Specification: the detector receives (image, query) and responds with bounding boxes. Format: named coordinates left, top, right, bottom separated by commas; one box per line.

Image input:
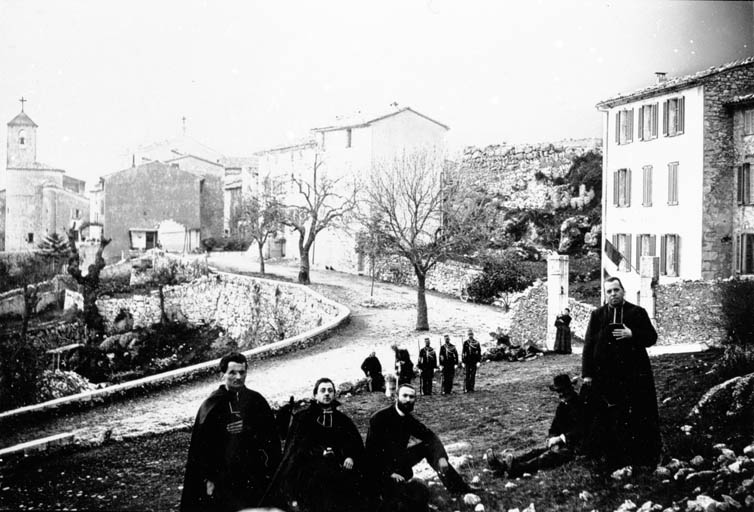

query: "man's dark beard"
left=396, top=400, right=414, bottom=414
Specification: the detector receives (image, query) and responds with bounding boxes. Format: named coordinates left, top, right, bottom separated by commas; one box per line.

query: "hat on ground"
left=549, top=373, right=574, bottom=392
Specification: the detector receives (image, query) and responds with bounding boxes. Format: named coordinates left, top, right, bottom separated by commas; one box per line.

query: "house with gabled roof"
left=596, top=56, right=754, bottom=293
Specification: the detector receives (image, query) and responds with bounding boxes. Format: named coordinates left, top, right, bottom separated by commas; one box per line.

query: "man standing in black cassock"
left=180, top=352, right=281, bottom=512
left=262, top=377, right=366, bottom=512
left=462, top=329, right=482, bottom=392
left=361, top=351, right=385, bottom=392
left=417, top=337, right=437, bottom=395
left=365, top=384, right=470, bottom=511
left=582, top=277, right=662, bottom=468
left=439, top=334, right=458, bottom=394
left=391, top=344, right=414, bottom=385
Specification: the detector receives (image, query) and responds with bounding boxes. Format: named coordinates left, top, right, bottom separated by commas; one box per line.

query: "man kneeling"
left=487, top=374, right=583, bottom=478
left=366, top=384, right=470, bottom=511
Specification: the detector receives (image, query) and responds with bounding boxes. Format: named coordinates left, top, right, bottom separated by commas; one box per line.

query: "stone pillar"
left=639, top=256, right=659, bottom=321
left=547, top=254, right=569, bottom=350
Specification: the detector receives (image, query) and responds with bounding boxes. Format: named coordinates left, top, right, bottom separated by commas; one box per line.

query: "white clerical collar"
left=394, top=403, right=406, bottom=417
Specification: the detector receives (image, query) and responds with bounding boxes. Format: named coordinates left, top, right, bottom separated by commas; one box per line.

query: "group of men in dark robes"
left=486, top=277, right=663, bottom=477
left=181, top=353, right=469, bottom=512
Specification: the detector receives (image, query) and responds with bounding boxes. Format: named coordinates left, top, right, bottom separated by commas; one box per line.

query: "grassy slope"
left=0, top=349, right=733, bottom=512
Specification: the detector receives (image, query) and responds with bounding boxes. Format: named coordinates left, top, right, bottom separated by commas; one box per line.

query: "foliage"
left=464, top=253, right=536, bottom=309
left=714, top=344, right=754, bottom=380
left=230, top=186, right=284, bottom=273
left=282, top=153, right=358, bottom=284
left=362, top=149, right=495, bottom=329
left=200, top=236, right=251, bottom=252
left=0, top=330, right=52, bottom=411
left=716, top=278, right=754, bottom=347
left=565, top=150, right=602, bottom=201
left=37, top=232, right=71, bottom=273
left=36, top=369, right=93, bottom=402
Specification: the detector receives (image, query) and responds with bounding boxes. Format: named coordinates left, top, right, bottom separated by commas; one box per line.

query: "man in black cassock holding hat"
left=581, top=276, right=662, bottom=468
left=180, top=352, right=281, bottom=512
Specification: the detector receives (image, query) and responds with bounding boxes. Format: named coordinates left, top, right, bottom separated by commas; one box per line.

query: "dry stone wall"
left=373, top=257, right=482, bottom=297
left=458, top=138, right=602, bottom=210
left=94, top=273, right=340, bottom=341
left=654, top=280, right=726, bottom=345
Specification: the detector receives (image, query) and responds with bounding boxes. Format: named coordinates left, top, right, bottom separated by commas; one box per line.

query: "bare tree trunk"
left=298, top=247, right=311, bottom=285
left=415, top=270, right=429, bottom=331
left=21, top=284, right=40, bottom=340
left=68, top=229, right=111, bottom=336
left=257, top=242, right=266, bottom=274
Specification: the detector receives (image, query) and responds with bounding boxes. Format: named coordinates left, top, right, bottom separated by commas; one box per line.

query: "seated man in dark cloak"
left=180, top=352, right=281, bottom=512
left=262, top=377, right=366, bottom=512
left=486, top=374, right=584, bottom=478
left=365, top=383, right=470, bottom=512
left=361, top=351, right=385, bottom=392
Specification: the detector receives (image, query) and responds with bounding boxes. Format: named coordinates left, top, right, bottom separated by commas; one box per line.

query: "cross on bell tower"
left=19, top=96, right=27, bottom=112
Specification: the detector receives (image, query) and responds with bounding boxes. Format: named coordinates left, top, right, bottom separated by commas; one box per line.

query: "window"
left=346, top=128, right=352, bottom=148
left=26, top=232, right=34, bottom=243
left=72, top=208, right=81, bottom=220
left=612, top=233, right=632, bottom=272
left=612, top=168, right=631, bottom=207
left=642, top=165, right=653, bottom=206
left=635, top=234, right=657, bottom=272
left=638, top=103, right=658, bottom=140
left=668, top=162, right=679, bottom=205
left=744, top=109, right=754, bottom=136
left=737, top=233, right=754, bottom=274
left=737, top=163, right=753, bottom=205
left=660, top=234, right=680, bottom=276
left=663, top=97, right=685, bottom=136
left=615, top=109, right=634, bottom=144
left=18, top=129, right=26, bottom=146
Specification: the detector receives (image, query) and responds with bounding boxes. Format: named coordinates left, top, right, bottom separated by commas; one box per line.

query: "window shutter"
left=626, top=234, right=632, bottom=271
left=736, top=234, right=742, bottom=273
left=636, top=235, right=643, bottom=271
left=662, top=100, right=669, bottom=136
left=638, top=108, right=644, bottom=140
left=650, top=235, right=657, bottom=256
left=627, top=168, right=632, bottom=206
left=745, top=163, right=752, bottom=205
left=660, top=235, right=667, bottom=275
left=628, top=109, right=634, bottom=143
left=652, top=103, right=659, bottom=138
left=674, top=235, right=680, bottom=276
left=738, top=166, right=744, bottom=204
left=615, top=112, right=620, bottom=143
left=613, top=170, right=619, bottom=206
left=678, top=97, right=685, bottom=134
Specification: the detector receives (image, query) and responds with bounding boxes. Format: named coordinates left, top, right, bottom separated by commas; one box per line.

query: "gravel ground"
left=0, top=254, right=510, bottom=449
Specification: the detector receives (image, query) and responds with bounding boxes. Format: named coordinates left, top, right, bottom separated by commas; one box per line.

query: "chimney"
left=655, top=72, right=667, bottom=84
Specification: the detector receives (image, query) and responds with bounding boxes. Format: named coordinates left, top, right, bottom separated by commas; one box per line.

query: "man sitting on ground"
left=366, top=384, right=470, bottom=511
left=486, top=374, right=583, bottom=478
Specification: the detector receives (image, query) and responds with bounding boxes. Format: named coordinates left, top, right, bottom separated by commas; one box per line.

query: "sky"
left=0, top=0, right=752, bottom=189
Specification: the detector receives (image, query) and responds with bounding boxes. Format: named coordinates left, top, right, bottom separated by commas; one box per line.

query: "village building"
left=221, top=156, right=258, bottom=235
left=253, top=105, right=448, bottom=272
left=97, top=134, right=228, bottom=261
left=596, top=56, right=754, bottom=293
left=1, top=100, right=89, bottom=252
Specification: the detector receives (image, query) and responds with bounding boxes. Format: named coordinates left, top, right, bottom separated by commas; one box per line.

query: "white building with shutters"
left=596, top=56, right=754, bottom=294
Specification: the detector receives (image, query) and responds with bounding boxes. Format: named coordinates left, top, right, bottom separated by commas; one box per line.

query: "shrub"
left=533, top=170, right=546, bottom=181
left=716, top=278, right=754, bottom=347
left=714, top=344, right=754, bottom=380
left=464, top=254, right=536, bottom=309
left=223, top=237, right=251, bottom=251
left=36, top=369, right=93, bottom=402
left=0, top=331, right=50, bottom=411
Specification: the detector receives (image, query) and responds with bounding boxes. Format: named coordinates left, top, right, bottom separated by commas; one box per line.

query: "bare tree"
left=282, top=153, right=358, bottom=284
left=67, top=229, right=111, bottom=335
left=232, top=181, right=284, bottom=274
left=363, top=149, right=493, bottom=330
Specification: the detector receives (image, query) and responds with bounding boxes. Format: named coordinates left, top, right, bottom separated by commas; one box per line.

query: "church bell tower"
left=7, top=97, right=38, bottom=169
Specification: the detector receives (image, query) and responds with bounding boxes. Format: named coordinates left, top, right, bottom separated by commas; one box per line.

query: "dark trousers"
left=507, top=446, right=574, bottom=478
left=441, top=369, right=454, bottom=394
left=420, top=370, right=434, bottom=395
left=397, top=441, right=469, bottom=495
left=464, top=364, right=477, bottom=392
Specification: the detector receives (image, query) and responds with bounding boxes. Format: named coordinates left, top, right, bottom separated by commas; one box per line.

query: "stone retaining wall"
left=654, top=280, right=726, bottom=345
left=373, top=257, right=482, bottom=297
left=0, top=272, right=350, bottom=423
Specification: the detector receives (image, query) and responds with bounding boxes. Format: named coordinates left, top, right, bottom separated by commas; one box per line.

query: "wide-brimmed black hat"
left=549, top=373, right=574, bottom=392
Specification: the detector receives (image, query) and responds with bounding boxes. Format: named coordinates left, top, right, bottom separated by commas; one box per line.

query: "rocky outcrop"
left=690, top=372, right=754, bottom=426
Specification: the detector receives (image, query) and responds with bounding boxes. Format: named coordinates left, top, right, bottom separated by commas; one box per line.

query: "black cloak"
left=180, top=385, right=281, bottom=512
left=262, top=400, right=367, bottom=512
left=582, top=300, right=661, bottom=466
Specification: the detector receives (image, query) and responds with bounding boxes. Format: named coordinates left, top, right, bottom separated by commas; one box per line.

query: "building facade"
left=596, top=57, right=754, bottom=293
left=254, top=105, right=449, bottom=272
left=2, top=105, right=89, bottom=252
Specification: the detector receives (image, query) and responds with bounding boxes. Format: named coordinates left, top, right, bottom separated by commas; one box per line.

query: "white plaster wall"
left=602, top=85, right=705, bottom=287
